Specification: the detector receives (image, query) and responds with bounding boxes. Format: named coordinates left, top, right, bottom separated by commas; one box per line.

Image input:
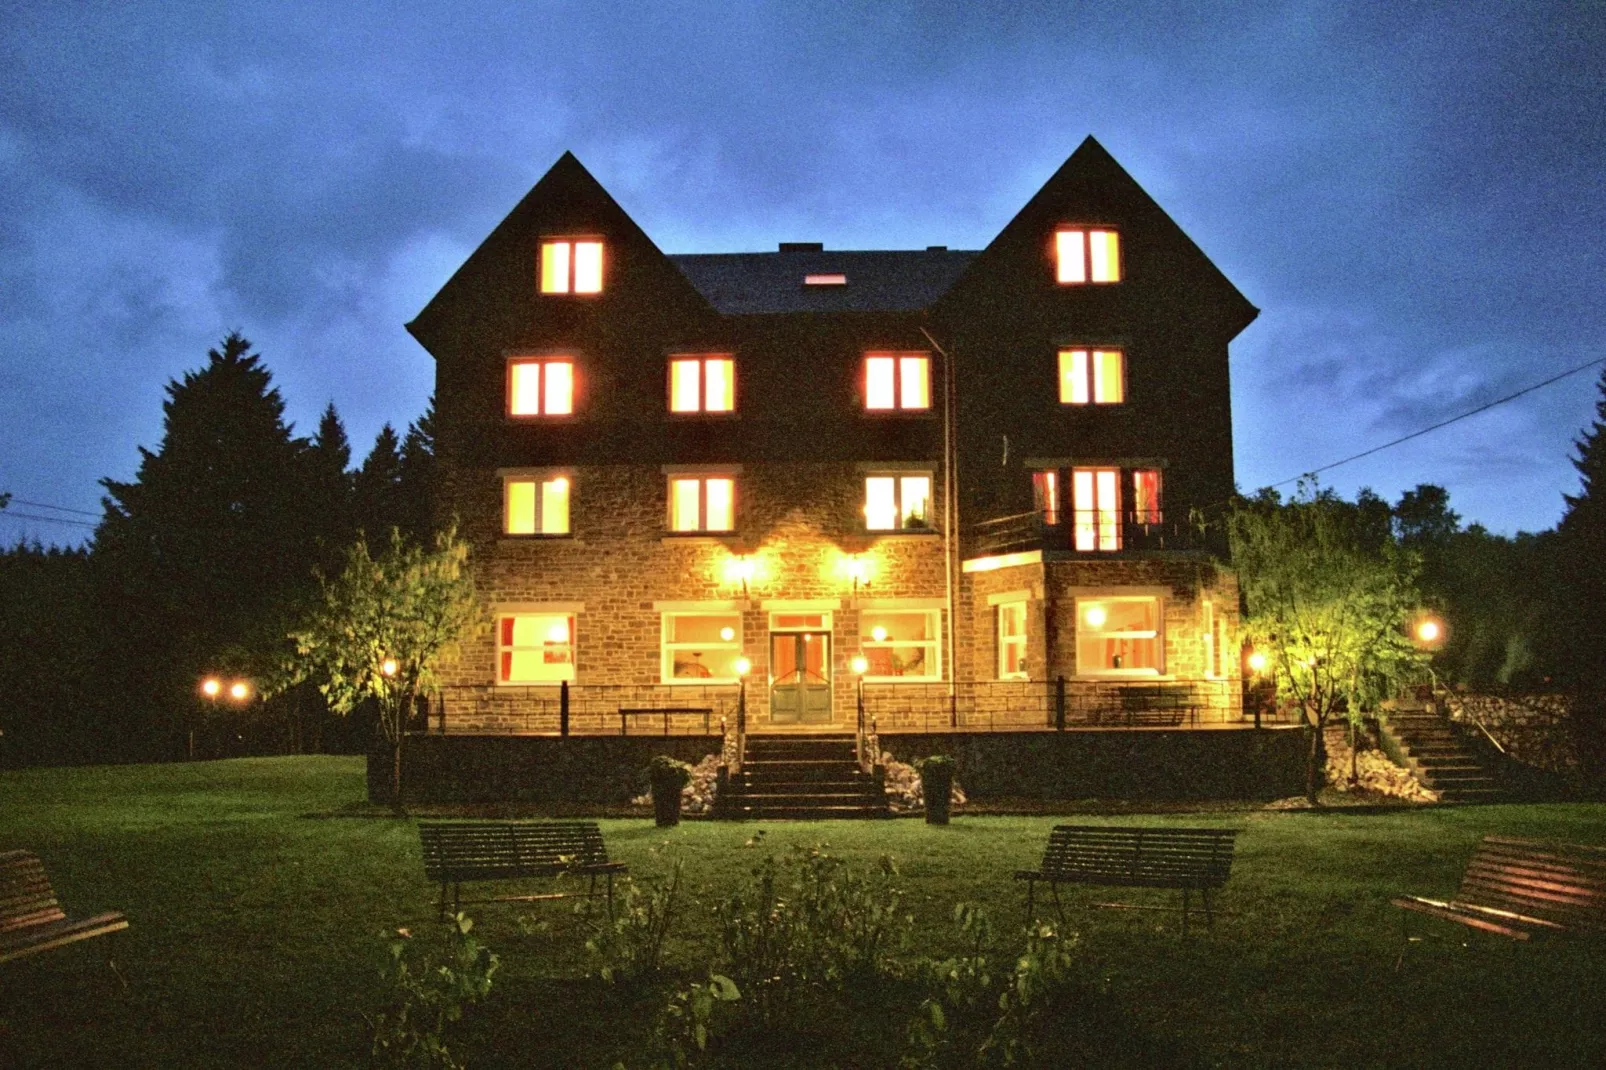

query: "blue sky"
left=2, top=0, right=1603, bottom=543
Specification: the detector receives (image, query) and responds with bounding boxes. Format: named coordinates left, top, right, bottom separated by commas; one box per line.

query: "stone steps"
left=1381, top=707, right=1509, bottom=803
left=718, top=734, right=890, bottom=820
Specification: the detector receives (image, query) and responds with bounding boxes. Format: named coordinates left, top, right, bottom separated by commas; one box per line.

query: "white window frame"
left=496, top=610, right=577, bottom=685
left=501, top=469, right=572, bottom=536
left=996, top=600, right=1028, bottom=680
left=863, top=352, right=932, bottom=411
left=507, top=356, right=576, bottom=418
left=539, top=238, right=604, bottom=295
left=666, top=472, right=737, bottom=533
left=860, top=608, right=941, bottom=683
left=660, top=611, right=744, bottom=684
left=864, top=472, right=934, bottom=532
left=1074, top=595, right=1164, bottom=678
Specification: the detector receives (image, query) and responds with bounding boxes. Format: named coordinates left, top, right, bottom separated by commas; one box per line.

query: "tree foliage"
left=1227, top=484, right=1429, bottom=800
left=1557, top=368, right=1606, bottom=696
left=287, top=525, right=481, bottom=807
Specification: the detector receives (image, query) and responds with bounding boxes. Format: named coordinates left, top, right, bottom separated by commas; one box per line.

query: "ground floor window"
left=1076, top=597, right=1162, bottom=675
left=661, top=612, right=744, bottom=682
left=997, top=601, right=1028, bottom=679
left=860, top=609, right=939, bottom=681
left=497, top=613, right=575, bottom=683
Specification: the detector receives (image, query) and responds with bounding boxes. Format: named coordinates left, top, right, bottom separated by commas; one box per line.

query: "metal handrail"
left=1433, top=673, right=1506, bottom=755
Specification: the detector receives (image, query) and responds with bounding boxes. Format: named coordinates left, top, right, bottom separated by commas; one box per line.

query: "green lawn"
left=1, top=756, right=1602, bottom=1068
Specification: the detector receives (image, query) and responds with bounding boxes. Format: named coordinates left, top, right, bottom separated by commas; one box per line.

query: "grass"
left=0, top=755, right=1601, bottom=1068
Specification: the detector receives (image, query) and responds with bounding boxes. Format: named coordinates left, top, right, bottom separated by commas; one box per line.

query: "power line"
left=4, top=497, right=100, bottom=517
left=1269, top=355, right=1606, bottom=490
left=0, top=510, right=97, bottom=529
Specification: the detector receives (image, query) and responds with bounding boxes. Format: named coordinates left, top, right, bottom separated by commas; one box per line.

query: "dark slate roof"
left=668, top=246, right=979, bottom=314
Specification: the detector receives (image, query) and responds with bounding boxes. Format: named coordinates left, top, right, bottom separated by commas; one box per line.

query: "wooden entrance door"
left=769, top=631, right=831, bottom=724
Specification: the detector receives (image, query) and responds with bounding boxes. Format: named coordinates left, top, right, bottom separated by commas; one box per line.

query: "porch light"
left=1246, top=650, right=1268, bottom=674
left=201, top=678, right=222, bottom=698
left=841, top=554, right=872, bottom=597
left=851, top=654, right=869, bottom=675
left=724, top=555, right=757, bottom=596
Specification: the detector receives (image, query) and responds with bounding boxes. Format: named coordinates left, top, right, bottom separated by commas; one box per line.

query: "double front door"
left=769, top=631, right=831, bottom=724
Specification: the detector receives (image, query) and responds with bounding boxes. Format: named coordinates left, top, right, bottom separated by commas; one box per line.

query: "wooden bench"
left=1392, top=834, right=1606, bottom=942
left=0, top=849, right=129, bottom=965
left=1015, top=826, right=1239, bottom=934
left=418, top=821, right=627, bottom=919
left=618, top=707, right=713, bottom=736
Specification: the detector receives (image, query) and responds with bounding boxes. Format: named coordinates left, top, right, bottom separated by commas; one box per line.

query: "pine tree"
left=95, top=333, right=318, bottom=756
left=396, top=396, right=437, bottom=545
left=353, top=424, right=405, bottom=541
left=1558, top=368, right=1606, bottom=697
left=307, top=402, right=355, bottom=569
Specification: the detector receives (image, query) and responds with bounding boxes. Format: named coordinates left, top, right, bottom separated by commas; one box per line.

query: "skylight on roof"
left=804, top=273, right=847, bottom=286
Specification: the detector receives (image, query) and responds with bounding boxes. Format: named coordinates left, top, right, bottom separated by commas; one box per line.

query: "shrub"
left=587, top=859, right=685, bottom=986
left=879, top=750, right=967, bottom=814
left=648, top=755, right=694, bottom=792
left=367, top=913, right=499, bottom=1070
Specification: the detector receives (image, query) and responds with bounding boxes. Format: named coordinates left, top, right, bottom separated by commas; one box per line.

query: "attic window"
left=540, top=239, right=604, bottom=294
left=1055, top=228, right=1120, bottom=284
left=805, top=273, right=847, bottom=286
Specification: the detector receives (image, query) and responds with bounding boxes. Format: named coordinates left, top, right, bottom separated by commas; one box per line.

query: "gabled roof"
left=669, top=247, right=977, bottom=315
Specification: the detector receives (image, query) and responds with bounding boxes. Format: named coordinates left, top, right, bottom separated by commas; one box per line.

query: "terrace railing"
left=970, top=509, right=1215, bottom=558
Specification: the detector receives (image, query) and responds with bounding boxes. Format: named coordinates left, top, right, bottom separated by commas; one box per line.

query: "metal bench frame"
left=418, top=820, right=627, bottom=919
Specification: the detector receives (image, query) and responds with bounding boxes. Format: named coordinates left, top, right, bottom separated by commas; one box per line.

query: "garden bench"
left=418, top=820, right=627, bottom=919
left=1106, top=684, right=1196, bottom=727
left=1391, top=834, right=1606, bottom=942
left=618, top=706, right=713, bottom=736
left=0, top=849, right=129, bottom=965
left=1015, top=825, right=1239, bottom=934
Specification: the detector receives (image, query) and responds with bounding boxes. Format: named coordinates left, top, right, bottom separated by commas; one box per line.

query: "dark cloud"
left=2, top=0, right=1603, bottom=543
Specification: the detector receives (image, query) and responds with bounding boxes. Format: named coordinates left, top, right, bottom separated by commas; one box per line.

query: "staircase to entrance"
left=1381, top=701, right=1509, bottom=802
left=719, top=734, right=890, bottom=819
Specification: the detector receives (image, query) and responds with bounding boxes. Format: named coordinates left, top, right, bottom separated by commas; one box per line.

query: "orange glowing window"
left=1057, top=348, right=1125, bottom=404
left=997, top=601, right=1028, bottom=679
left=864, top=353, right=931, bottom=411
left=669, top=356, right=735, bottom=413
left=504, top=473, right=571, bottom=535
left=865, top=474, right=932, bottom=531
left=804, top=273, right=847, bottom=286
left=1032, top=470, right=1060, bottom=526
left=1076, top=597, right=1162, bottom=675
left=668, top=475, right=736, bottom=533
left=1132, top=469, right=1162, bottom=525
left=539, top=239, right=604, bottom=294
left=1054, top=228, right=1120, bottom=284
left=1072, top=467, right=1122, bottom=551
left=498, top=613, right=575, bottom=683
left=508, top=357, right=575, bottom=417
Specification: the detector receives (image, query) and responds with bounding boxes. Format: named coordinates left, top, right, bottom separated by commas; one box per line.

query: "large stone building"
left=407, top=136, right=1258, bottom=737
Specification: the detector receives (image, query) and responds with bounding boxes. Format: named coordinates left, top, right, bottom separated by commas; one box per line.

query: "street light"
left=1413, top=616, right=1446, bottom=647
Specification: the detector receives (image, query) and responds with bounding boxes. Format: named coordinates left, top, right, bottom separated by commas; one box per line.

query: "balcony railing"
left=970, top=509, right=1213, bottom=557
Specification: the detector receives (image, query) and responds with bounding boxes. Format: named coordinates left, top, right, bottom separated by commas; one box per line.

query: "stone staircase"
left=718, top=734, right=890, bottom=820
left=1381, top=703, right=1508, bottom=803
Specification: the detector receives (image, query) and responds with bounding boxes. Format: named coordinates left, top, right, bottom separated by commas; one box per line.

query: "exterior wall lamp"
left=843, top=554, right=871, bottom=599
left=724, top=555, right=756, bottom=597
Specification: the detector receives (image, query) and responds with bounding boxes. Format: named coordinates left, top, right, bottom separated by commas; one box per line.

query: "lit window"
left=1032, top=470, right=1060, bottom=526
left=508, top=357, right=575, bottom=417
left=661, top=613, right=744, bottom=682
left=504, top=473, right=571, bottom=535
left=1057, top=348, right=1125, bottom=404
left=1132, top=469, right=1162, bottom=525
left=861, top=610, right=940, bottom=681
left=1076, top=597, right=1162, bottom=675
left=668, top=475, right=736, bottom=533
left=1072, top=468, right=1122, bottom=551
left=1054, top=228, right=1120, bottom=284
left=865, top=474, right=932, bottom=531
left=864, top=353, right=931, bottom=411
left=498, top=613, right=575, bottom=683
left=997, top=601, right=1028, bottom=679
left=539, top=239, right=603, bottom=294
left=669, top=356, right=735, bottom=413
left=804, top=273, right=847, bottom=286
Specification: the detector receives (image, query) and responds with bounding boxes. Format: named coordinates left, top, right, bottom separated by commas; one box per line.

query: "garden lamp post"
left=851, top=654, right=869, bottom=767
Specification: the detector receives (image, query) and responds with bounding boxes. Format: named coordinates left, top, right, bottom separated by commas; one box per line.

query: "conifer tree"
left=353, top=423, right=405, bottom=541
left=396, top=396, right=438, bottom=545
left=1558, top=368, right=1606, bottom=697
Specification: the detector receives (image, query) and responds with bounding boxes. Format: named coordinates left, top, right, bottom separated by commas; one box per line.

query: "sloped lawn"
left=1, top=756, right=1602, bottom=1067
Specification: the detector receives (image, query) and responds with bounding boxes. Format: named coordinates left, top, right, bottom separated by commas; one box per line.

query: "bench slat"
left=1395, top=835, right=1606, bottom=940
left=0, top=850, right=127, bottom=964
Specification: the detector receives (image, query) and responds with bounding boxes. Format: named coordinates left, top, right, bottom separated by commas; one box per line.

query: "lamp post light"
left=851, top=654, right=869, bottom=768
left=1413, top=615, right=1447, bottom=648
left=733, top=655, right=751, bottom=760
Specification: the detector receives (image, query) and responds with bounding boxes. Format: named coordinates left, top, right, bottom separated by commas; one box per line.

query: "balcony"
left=970, top=509, right=1214, bottom=557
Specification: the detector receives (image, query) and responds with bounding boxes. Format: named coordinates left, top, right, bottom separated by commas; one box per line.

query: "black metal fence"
left=970, top=509, right=1216, bottom=557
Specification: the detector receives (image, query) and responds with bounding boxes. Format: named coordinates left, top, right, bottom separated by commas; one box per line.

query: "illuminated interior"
left=540, top=239, right=603, bottom=294
left=1057, top=348, right=1125, bottom=404
left=865, top=474, right=932, bottom=531
left=864, top=353, right=931, bottom=410
left=661, top=612, right=744, bottom=681
left=669, top=356, right=735, bottom=413
left=1076, top=597, right=1162, bottom=675
left=669, top=476, right=735, bottom=532
left=1132, top=469, right=1162, bottom=525
left=1054, top=227, right=1121, bottom=285
left=505, top=475, right=571, bottom=535
left=1032, top=470, right=1059, bottom=525
left=1072, top=468, right=1122, bottom=551
left=997, top=601, right=1028, bottom=679
left=860, top=609, right=939, bottom=680
left=508, top=358, right=574, bottom=417
left=498, top=613, right=575, bottom=683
